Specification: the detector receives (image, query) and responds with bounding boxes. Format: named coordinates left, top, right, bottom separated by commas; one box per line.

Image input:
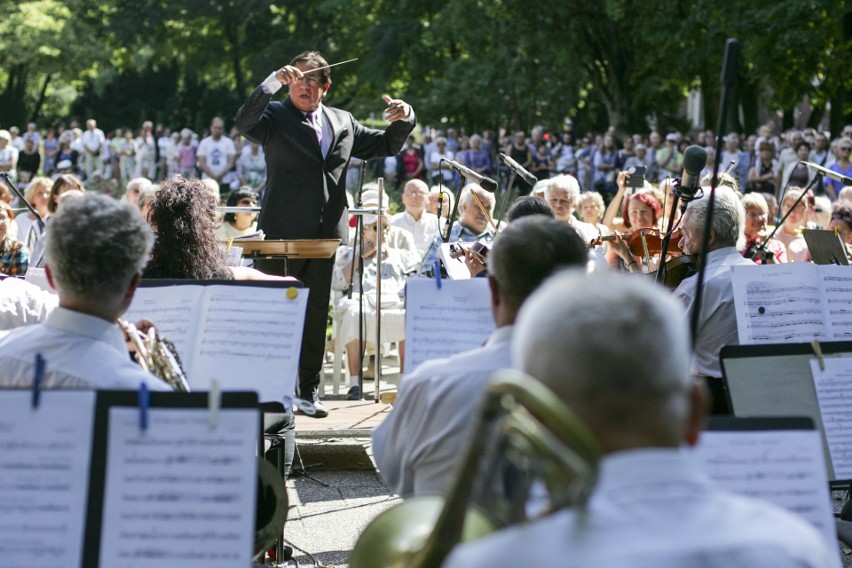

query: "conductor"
left=236, top=51, right=415, bottom=416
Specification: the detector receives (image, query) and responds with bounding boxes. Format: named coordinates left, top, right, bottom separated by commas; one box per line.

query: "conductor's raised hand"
left=383, top=95, right=411, bottom=122
left=275, top=65, right=305, bottom=85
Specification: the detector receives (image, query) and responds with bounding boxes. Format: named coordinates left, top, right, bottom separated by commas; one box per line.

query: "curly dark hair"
left=143, top=178, right=233, bottom=280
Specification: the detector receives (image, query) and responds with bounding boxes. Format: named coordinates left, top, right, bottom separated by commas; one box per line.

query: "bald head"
left=514, top=271, right=698, bottom=452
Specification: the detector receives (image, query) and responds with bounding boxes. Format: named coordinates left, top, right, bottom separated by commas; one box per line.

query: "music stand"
left=803, top=229, right=850, bottom=265
left=239, top=239, right=340, bottom=273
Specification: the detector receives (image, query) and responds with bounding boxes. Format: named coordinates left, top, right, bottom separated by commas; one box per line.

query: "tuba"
left=119, top=319, right=191, bottom=392
left=350, top=369, right=600, bottom=568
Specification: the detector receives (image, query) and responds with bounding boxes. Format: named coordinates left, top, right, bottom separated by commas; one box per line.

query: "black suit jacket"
left=235, top=88, right=415, bottom=243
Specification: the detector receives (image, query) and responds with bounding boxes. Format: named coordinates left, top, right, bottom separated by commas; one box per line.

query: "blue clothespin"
left=138, top=382, right=149, bottom=431
left=32, top=353, right=45, bottom=409
left=433, top=260, right=442, bottom=289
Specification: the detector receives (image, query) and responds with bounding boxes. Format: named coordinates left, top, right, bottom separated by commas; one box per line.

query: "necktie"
left=307, top=112, right=322, bottom=147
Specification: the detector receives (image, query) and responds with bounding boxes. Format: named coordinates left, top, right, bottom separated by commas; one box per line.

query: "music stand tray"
left=803, top=229, right=850, bottom=265
left=238, top=239, right=340, bottom=261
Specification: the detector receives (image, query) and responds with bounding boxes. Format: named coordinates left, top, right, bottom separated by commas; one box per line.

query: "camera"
left=625, top=166, right=647, bottom=189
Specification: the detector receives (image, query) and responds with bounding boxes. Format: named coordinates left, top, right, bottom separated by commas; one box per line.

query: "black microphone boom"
left=678, top=145, right=708, bottom=203
left=445, top=159, right=498, bottom=192
left=498, top=153, right=538, bottom=188
left=801, top=161, right=852, bottom=186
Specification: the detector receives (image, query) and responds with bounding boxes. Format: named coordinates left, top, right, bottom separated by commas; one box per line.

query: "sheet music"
left=438, top=243, right=473, bottom=280
left=24, top=266, right=53, bottom=293
left=193, top=286, right=307, bottom=401
left=99, top=407, right=257, bottom=568
left=694, top=428, right=837, bottom=554
left=127, top=284, right=307, bottom=402
left=810, top=358, right=852, bottom=480
left=0, top=390, right=95, bottom=568
left=125, top=285, right=199, bottom=364
left=820, top=265, right=852, bottom=340
left=731, top=264, right=827, bottom=344
left=404, top=278, right=494, bottom=374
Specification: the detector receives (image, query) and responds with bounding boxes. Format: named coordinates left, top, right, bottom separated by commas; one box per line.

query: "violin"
left=590, top=228, right=684, bottom=257
left=449, top=241, right=490, bottom=265
left=659, top=254, right=700, bottom=289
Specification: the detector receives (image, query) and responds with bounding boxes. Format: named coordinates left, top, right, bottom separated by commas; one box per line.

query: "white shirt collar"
left=44, top=307, right=127, bottom=355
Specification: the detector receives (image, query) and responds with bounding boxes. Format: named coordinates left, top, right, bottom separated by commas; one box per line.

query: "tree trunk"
left=29, top=73, right=52, bottom=124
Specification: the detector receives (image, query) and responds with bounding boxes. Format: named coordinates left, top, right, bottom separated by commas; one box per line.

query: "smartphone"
left=626, top=165, right=647, bottom=189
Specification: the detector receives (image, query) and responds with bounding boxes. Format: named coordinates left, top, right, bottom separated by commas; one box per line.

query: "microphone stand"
left=654, top=177, right=699, bottom=284
left=494, top=170, right=518, bottom=232
left=345, top=160, right=369, bottom=399
left=441, top=159, right=466, bottom=242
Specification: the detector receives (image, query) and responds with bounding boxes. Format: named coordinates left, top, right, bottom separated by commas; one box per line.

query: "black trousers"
left=256, top=255, right=334, bottom=397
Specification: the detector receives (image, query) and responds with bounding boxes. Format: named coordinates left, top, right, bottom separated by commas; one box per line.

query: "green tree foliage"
left=1, top=0, right=850, bottom=137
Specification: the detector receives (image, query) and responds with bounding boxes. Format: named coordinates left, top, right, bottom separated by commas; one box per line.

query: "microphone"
left=498, top=153, right=537, bottom=188
left=678, top=145, right=708, bottom=203
left=444, top=159, right=498, bottom=192
left=801, top=161, right=852, bottom=186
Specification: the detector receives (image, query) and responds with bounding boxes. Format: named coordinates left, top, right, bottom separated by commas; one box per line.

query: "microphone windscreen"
left=481, top=178, right=498, bottom=192
left=682, top=145, right=708, bottom=176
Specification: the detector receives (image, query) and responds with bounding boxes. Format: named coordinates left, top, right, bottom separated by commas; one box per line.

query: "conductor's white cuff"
left=261, top=72, right=283, bottom=95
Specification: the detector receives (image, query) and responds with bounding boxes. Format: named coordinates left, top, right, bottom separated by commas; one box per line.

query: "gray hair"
left=514, top=270, right=692, bottom=443
left=544, top=174, right=581, bottom=205
left=45, top=193, right=154, bottom=302
left=684, top=186, right=743, bottom=248
left=459, top=183, right=495, bottom=213
left=577, top=191, right=604, bottom=213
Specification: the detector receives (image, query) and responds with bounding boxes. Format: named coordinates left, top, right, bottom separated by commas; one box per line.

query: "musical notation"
left=0, top=391, right=96, bottom=568
left=127, top=284, right=308, bottom=402
left=99, top=407, right=257, bottom=567
left=810, top=358, right=852, bottom=480
left=404, top=278, right=494, bottom=374
left=695, top=428, right=836, bottom=551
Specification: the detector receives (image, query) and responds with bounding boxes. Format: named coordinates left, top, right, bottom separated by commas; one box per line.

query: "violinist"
left=448, top=184, right=497, bottom=243
left=673, top=186, right=755, bottom=414
left=827, top=201, right=852, bottom=263
left=741, top=192, right=787, bottom=264
left=775, top=188, right=810, bottom=262
left=605, top=191, right=667, bottom=272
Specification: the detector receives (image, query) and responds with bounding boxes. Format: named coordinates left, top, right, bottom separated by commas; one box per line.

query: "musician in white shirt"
left=390, top=178, right=440, bottom=257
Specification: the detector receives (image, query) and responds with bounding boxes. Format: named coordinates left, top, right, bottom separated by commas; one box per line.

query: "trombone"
left=351, top=369, right=600, bottom=568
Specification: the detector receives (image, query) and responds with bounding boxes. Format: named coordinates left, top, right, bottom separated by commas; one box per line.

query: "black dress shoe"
left=346, top=385, right=361, bottom=400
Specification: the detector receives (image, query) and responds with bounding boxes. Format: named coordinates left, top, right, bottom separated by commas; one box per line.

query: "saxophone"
left=120, top=319, right=191, bottom=392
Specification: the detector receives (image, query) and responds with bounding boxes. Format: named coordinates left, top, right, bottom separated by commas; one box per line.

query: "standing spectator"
left=827, top=137, right=852, bottom=202
left=237, top=141, right=267, bottom=192
left=196, top=117, right=236, bottom=187
left=656, top=133, right=683, bottom=181
left=80, top=119, right=105, bottom=179
left=460, top=134, right=493, bottom=177
left=157, top=125, right=173, bottom=181
left=552, top=131, right=577, bottom=176
left=593, top=133, right=619, bottom=199
left=645, top=131, right=662, bottom=182
left=177, top=128, right=198, bottom=178
left=8, top=127, right=24, bottom=152
left=109, top=129, right=124, bottom=182
left=0, top=130, right=19, bottom=183
left=778, top=142, right=815, bottom=193
left=504, top=131, right=533, bottom=189
left=397, top=135, right=425, bottom=181
left=429, top=137, right=454, bottom=186
left=747, top=142, right=779, bottom=198
left=118, top=131, right=137, bottom=189
left=16, top=138, right=40, bottom=183
left=22, top=123, right=40, bottom=149
left=42, top=129, right=59, bottom=175
left=720, top=133, right=750, bottom=191
left=135, top=121, right=157, bottom=180
left=0, top=204, right=28, bottom=276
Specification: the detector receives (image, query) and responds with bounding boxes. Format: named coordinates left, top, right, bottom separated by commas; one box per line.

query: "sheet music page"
left=192, top=285, right=307, bottom=402
left=24, top=266, right=53, bottom=293
left=438, top=243, right=473, bottom=280
left=694, top=428, right=837, bottom=554
left=99, top=407, right=257, bottom=568
left=404, top=278, right=494, bottom=374
left=125, top=285, right=202, bottom=369
left=810, top=357, right=852, bottom=481
left=731, top=264, right=826, bottom=344
left=0, top=390, right=96, bottom=568
left=819, top=265, right=852, bottom=340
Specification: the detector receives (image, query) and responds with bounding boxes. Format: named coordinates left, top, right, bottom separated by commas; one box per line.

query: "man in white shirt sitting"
left=390, top=178, right=440, bottom=257
left=0, top=193, right=169, bottom=390
left=445, top=270, right=837, bottom=568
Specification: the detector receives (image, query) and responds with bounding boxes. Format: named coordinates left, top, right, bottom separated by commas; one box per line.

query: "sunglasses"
left=840, top=147, right=852, bottom=152
left=238, top=199, right=257, bottom=205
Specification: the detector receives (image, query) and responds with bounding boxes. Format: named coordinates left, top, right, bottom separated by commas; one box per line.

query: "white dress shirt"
left=390, top=210, right=440, bottom=257
left=372, top=326, right=513, bottom=497
left=0, top=307, right=169, bottom=390
left=81, top=128, right=105, bottom=153
left=673, top=246, right=754, bottom=378
left=445, top=448, right=839, bottom=568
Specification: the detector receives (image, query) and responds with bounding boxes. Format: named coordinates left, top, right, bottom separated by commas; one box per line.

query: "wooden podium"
left=235, top=239, right=341, bottom=271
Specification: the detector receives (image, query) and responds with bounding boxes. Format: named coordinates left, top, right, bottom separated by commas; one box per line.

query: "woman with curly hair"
left=143, top=178, right=234, bottom=280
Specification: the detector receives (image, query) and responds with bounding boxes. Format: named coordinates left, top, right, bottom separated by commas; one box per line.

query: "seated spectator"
left=0, top=204, right=28, bottom=276
left=390, top=179, right=441, bottom=257
left=216, top=187, right=259, bottom=240
left=0, top=193, right=168, bottom=390
left=445, top=270, right=836, bottom=568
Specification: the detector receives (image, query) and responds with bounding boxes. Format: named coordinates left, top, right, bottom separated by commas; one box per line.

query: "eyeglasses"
left=238, top=199, right=257, bottom=206
left=840, top=147, right=851, bottom=152
left=292, top=75, right=324, bottom=88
